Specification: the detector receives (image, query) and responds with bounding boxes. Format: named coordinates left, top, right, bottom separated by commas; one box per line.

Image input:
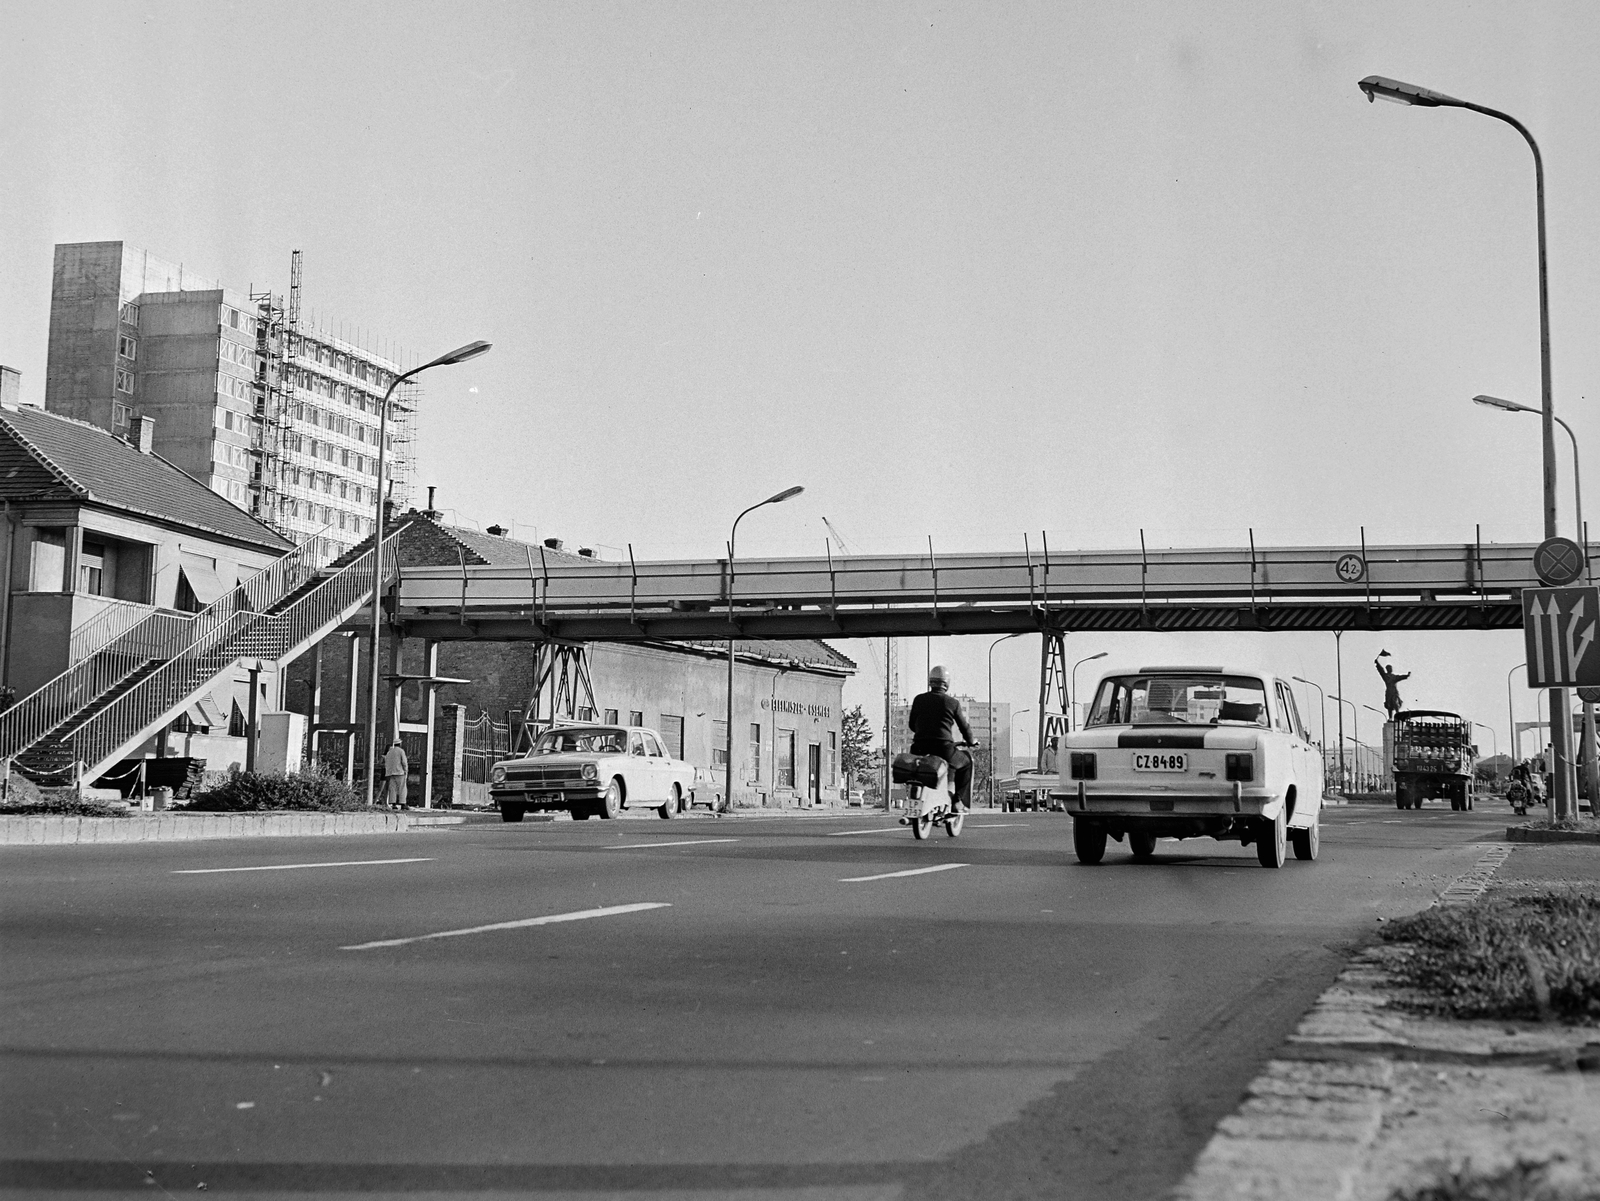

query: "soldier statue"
left=1374, top=652, right=1410, bottom=722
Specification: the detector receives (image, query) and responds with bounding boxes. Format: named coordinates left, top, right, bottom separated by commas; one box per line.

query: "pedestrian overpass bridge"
left=392, top=533, right=1549, bottom=643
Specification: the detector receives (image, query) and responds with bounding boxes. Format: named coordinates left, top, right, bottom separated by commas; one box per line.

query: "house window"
left=78, top=541, right=105, bottom=595
left=117, top=335, right=137, bottom=360
left=749, top=723, right=762, bottom=782
left=28, top=528, right=66, bottom=592
left=115, top=368, right=134, bottom=394
left=777, top=728, right=796, bottom=789
left=603, top=709, right=618, bottom=725
left=658, top=714, right=684, bottom=760
left=827, top=731, right=837, bottom=785
left=712, top=720, right=728, bottom=767
left=113, top=403, right=130, bottom=427
left=629, top=710, right=643, bottom=727
left=577, top=707, right=594, bottom=722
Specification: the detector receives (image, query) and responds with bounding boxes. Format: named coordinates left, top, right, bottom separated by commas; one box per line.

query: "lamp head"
left=1357, top=75, right=1461, bottom=107
left=1472, top=393, right=1536, bottom=415
left=764, top=485, right=804, bottom=505
left=422, top=340, right=493, bottom=370
left=1089, top=652, right=1107, bottom=661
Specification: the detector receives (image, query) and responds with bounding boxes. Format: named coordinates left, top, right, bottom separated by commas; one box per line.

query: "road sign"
left=1334, top=553, right=1366, bottom=583
left=1533, top=537, right=1587, bottom=586
left=1522, top=586, right=1600, bottom=688
left=1579, top=686, right=1600, bottom=705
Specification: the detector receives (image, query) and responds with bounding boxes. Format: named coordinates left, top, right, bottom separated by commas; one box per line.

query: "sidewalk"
left=1176, top=840, right=1600, bottom=1200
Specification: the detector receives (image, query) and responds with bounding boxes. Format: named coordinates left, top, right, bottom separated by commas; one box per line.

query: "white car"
left=490, top=725, right=697, bottom=822
left=1057, top=665, right=1324, bottom=868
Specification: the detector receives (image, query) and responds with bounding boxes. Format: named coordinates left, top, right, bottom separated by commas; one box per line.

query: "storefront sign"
left=761, top=698, right=832, bottom=718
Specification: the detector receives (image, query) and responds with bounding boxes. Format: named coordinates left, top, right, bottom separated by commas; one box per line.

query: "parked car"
left=1058, top=665, right=1324, bottom=868
left=490, top=725, right=697, bottom=822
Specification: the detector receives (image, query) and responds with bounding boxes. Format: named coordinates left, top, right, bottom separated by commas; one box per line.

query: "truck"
left=1391, top=710, right=1477, bottom=811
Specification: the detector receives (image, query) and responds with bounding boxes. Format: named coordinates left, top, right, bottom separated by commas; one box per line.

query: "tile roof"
left=679, top=638, right=857, bottom=675
left=0, top=405, right=294, bottom=551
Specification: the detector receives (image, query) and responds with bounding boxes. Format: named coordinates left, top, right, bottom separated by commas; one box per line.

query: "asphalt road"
left=0, top=803, right=1516, bottom=1200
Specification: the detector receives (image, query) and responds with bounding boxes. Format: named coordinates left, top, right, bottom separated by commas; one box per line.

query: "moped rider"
left=908, top=665, right=975, bottom=812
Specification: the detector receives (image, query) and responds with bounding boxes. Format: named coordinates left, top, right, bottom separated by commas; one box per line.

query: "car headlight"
left=490, top=764, right=506, bottom=784
left=582, top=763, right=598, bottom=781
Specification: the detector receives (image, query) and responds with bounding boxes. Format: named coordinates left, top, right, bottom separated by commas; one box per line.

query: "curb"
left=1507, top=825, right=1600, bottom=844
left=1174, top=843, right=1532, bottom=1201
left=0, top=811, right=408, bottom=845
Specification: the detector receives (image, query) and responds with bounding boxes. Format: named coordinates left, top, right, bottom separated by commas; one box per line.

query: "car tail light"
left=1070, top=752, right=1097, bottom=780
left=1225, top=753, right=1254, bottom=782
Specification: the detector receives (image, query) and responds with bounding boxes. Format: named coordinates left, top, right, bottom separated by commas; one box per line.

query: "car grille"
left=502, top=765, right=588, bottom=788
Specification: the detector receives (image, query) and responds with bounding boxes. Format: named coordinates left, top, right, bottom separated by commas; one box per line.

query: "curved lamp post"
left=1359, top=75, right=1572, bottom=817
left=1070, top=652, right=1108, bottom=730
left=364, top=339, right=491, bottom=806
left=1330, top=694, right=1360, bottom=792
left=724, top=486, right=803, bottom=814
left=987, top=633, right=1027, bottom=806
left=1473, top=721, right=1500, bottom=784
left=1473, top=395, right=1586, bottom=576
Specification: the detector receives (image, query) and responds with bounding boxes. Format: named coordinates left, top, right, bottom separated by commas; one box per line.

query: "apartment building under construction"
left=44, top=241, right=414, bottom=562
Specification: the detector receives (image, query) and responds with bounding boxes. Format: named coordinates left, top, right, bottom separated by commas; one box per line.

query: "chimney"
left=129, top=413, right=155, bottom=453
left=0, top=365, right=19, bottom=410
left=422, top=486, right=442, bottom=519
left=578, top=547, right=595, bottom=558
left=544, top=537, right=564, bottom=551
left=486, top=524, right=506, bottom=537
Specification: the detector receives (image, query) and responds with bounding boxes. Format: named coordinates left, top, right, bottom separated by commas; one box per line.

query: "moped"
left=891, top=748, right=971, bottom=839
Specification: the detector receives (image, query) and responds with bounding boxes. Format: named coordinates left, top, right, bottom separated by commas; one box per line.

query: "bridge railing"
left=395, top=540, right=1548, bottom=615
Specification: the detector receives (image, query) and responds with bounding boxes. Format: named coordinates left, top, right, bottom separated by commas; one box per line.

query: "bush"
left=180, top=768, right=364, bottom=813
left=1381, top=890, right=1600, bottom=1023
left=0, top=792, right=128, bottom=817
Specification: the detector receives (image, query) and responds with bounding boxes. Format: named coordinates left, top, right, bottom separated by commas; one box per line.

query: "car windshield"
left=532, top=728, right=628, bottom=755
left=1086, top=675, right=1271, bottom=728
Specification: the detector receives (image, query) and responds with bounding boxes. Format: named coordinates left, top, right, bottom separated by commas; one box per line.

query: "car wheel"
left=571, top=808, right=591, bottom=821
left=659, top=784, right=680, bottom=820
left=499, top=803, right=525, bottom=823
left=1256, top=810, right=1286, bottom=869
left=911, top=812, right=932, bottom=840
left=598, top=780, right=622, bottom=820
left=1290, top=816, right=1319, bottom=861
left=1072, top=820, right=1106, bottom=865
left=1128, top=830, right=1158, bottom=861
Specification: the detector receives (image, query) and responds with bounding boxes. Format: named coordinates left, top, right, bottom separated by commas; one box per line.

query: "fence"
left=461, top=712, right=514, bottom=784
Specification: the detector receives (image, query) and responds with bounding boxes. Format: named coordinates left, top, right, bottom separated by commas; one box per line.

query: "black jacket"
left=908, top=690, right=974, bottom=746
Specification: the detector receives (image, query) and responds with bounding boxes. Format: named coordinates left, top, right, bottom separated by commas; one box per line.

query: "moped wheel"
left=944, top=810, right=964, bottom=837
left=911, top=813, right=932, bottom=840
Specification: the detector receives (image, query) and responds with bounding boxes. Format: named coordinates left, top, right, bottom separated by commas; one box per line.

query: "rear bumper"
left=1052, top=782, right=1279, bottom=819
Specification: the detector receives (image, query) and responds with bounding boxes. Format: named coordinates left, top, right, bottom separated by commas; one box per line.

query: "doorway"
left=807, top=743, right=821, bottom=805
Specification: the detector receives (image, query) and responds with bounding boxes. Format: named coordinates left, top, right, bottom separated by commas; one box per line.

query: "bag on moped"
left=892, top=753, right=947, bottom=788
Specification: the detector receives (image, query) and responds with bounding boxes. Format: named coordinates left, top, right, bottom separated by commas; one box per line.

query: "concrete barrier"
left=0, top=811, right=409, bottom=846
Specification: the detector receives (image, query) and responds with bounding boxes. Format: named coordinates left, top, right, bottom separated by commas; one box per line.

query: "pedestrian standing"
left=383, top=739, right=409, bottom=809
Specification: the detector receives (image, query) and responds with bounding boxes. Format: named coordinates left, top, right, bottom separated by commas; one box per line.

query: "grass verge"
left=1380, top=890, right=1600, bottom=1023
left=1391, top=1158, right=1599, bottom=1201
left=0, top=795, right=128, bottom=817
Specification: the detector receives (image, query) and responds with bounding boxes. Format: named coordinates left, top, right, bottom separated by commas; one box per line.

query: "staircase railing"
left=60, top=543, right=395, bottom=779
left=0, top=538, right=331, bottom=763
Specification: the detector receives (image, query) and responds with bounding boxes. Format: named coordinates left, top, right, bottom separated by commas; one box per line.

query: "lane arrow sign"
left=1545, top=595, right=1564, bottom=679
left=1529, top=594, right=1549, bottom=683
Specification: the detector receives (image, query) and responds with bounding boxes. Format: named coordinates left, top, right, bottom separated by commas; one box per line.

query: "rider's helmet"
left=928, top=665, right=950, bottom=690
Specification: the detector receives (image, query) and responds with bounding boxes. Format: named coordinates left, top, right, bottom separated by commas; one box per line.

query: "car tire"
left=571, top=808, right=591, bottom=821
left=1128, top=830, right=1158, bottom=861
left=1290, top=816, right=1319, bottom=861
left=1256, top=810, right=1286, bottom=869
left=499, top=803, right=525, bottom=823
left=598, top=780, right=622, bottom=820
left=659, top=784, right=680, bottom=820
left=1072, top=820, right=1106, bottom=865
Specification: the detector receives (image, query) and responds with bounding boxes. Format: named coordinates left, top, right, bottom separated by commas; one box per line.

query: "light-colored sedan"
left=490, top=725, right=697, bottom=822
left=1057, top=665, right=1324, bottom=868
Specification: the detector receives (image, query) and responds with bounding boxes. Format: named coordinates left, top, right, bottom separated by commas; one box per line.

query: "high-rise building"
left=888, top=695, right=1011, bottom=769
left=45, top=241, right=413, bottom=562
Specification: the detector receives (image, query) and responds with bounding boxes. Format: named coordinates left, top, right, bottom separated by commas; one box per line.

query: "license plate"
left=1133, top=753, right=1187, bottom=773
left=538, top=792, right=563, bottom=803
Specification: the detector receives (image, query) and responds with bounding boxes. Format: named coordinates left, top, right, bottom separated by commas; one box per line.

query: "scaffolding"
left=249, top=250, right=299, bottom=550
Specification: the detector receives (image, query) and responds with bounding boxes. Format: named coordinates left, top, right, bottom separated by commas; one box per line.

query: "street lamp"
left=1012, top=708, right=1033, bottom=764
left=1473, top=722, right=1500, bottom=785
left=724, top=486, right=804, bottom=815
left=1473, top=395, right=1586, bottom=577
left=1292, top=676, right=1328, bottom=757
left=987, top=633, right=1027, bottom=807
left=364, top=339, right=491, bottom=807
left=1070, top=652, right=1108, bottom=730
left=1330, top=694, right=1360, bottom=792
left=1360, top=75, right=1574, bottom=817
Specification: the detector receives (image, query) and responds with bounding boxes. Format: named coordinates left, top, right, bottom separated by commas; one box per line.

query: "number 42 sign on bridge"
left=1522, top=586, right=1600, bottom=689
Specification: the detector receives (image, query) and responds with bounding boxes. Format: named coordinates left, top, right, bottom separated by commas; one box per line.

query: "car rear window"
left=1086, top=675, right=1270, bottom=728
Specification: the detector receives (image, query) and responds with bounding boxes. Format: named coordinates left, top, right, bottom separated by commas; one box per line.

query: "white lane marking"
left=340, top=902, right=670, bottom=950
left=607, top=838, right=739, bottom=850
left=968, top=823, right=1029, bottom=829
left=826, top=827, right=906, bottom=836
left=840, top=864, right=969, bottom=883
left=173, top=858, right=433, bottom=875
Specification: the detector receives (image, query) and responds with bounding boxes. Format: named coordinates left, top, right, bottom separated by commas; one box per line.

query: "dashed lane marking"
left=840, top=864, right=969, bottom=883
left=968, top=823, right=1029, bottom=829
left=340, top=902, right=670, bottom=950
left=825, top=828, right=906, bottom=836
left=173, top=858, right=434, bottom=875
left=607, top=838, right=739, bottom=850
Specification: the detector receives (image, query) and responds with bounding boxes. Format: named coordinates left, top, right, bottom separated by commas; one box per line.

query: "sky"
left=2, top=1, right=1596, bottom=763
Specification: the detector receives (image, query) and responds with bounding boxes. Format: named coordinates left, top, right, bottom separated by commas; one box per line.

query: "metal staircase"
left=1, top=541, right=394, bottom=785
